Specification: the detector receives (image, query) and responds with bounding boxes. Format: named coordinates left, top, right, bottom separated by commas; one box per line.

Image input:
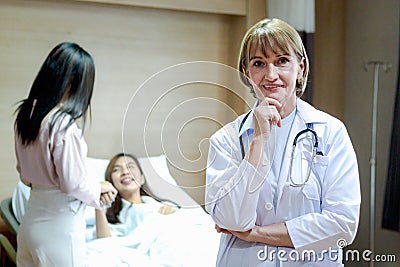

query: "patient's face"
left=110, top=156, right=144, bottom=194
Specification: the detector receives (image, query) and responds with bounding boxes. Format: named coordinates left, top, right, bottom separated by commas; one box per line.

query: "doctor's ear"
left=242, top=66, right=254, bottom=86
left=297, top=57, right=305, bottom=79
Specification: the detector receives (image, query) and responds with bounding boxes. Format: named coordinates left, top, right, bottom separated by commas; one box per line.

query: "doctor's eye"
left=277, top=57, right=290, bottom=65
left=252, top=60, right=265, bottom=68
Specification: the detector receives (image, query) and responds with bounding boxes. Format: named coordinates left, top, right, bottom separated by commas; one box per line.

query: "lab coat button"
left=264, top=203, right=273, bottom=211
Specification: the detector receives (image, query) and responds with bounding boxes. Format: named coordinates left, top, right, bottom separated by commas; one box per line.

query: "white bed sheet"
left=12, top=155, right=220, bottom=266
left=85, top=207, right=220, bottom=267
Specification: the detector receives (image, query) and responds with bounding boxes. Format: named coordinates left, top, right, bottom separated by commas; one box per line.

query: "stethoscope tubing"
left=238, top=111, right=320, bottom=187
left=289, top=128, right=318, bottom=187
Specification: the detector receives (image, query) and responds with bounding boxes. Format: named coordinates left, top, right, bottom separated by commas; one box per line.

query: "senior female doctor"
left=205, top=18, right=361, bottom=266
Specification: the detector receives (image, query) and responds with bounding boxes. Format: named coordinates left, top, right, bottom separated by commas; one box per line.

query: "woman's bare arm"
left=95, top=209, right=111, bottom=239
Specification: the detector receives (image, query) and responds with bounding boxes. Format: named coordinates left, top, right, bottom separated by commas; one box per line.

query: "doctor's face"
left=246, top=45, right=304, bottom=113
left=110, top=156, right=144, bottom=194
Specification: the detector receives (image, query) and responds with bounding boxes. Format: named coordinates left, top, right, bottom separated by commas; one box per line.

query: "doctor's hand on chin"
left=253, top=97, right=282, bottom=139
left=214, top=223, right=294, bottom=248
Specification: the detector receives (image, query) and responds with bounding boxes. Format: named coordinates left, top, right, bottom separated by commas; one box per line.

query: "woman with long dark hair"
left=14, top=42, right=117, bottom=267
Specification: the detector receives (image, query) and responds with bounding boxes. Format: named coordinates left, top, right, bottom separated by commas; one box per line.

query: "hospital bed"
left=0, top=233, right=16, bottom=266
left=0, top=155, right=219, bottom=267
left=0, top=197, right=17, bottom=266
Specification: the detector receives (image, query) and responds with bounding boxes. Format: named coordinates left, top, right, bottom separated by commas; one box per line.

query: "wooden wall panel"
left=74, top=0, right=247, bottom=15
left=0, top=0, right=262, bottom=205
left=314, top=0, right=346, bottom=119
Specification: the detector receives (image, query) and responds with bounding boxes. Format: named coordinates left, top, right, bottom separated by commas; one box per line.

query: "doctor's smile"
left=205, top=18, right=360, bottom=266
left=260, top=83, right=285, bottom=93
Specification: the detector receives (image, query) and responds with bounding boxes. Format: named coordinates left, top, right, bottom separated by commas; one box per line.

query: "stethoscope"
left=239, top=111, right=322, bottom=187
left=288, top=128, right=319, bottom=187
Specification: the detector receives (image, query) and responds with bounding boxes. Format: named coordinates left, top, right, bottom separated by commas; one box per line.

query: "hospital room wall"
left=312, top=0, right=400, bottom=263
left=0, top=0, right=265, bottom=209
left=344, top=0, right=400, bottom=265
left=0, top=0, right=349, bottom=211
left=2, top=3, right=399, bottom=262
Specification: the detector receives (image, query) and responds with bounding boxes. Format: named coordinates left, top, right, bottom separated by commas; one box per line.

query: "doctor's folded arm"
left=205, top=18, right=361, bottom=267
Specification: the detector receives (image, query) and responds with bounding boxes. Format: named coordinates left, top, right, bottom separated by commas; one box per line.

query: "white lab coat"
left=205, top=98, right=361, bottom=266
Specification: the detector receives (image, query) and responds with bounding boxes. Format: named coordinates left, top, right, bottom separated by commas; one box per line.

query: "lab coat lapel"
left=274, top=114, right=305, bottom=208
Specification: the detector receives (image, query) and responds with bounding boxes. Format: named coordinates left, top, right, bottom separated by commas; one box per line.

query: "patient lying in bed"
left=12, top=153, right=219, bottom=267
left=92, top=152, right=177, bottom=239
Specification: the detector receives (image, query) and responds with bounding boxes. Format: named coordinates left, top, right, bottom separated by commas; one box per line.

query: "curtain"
left=267, top=0, right=315, bottom=104
left=382, top=22, right=400, bottom=232
left=267, top=0, right=315, bottom=33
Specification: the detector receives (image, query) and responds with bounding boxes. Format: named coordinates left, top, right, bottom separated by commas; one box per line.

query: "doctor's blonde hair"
left=238, top=18, right=309, bottom=97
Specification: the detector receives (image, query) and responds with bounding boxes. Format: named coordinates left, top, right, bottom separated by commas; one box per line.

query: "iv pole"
left=364, top=61, right=391, bottom=267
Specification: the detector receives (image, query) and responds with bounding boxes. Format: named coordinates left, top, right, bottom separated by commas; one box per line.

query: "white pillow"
left=86, top=157, right=109, bottom=182
left=138, top=155, right=199, bottom=208
left=12, top=154, right=199, bottom=226
left=138, top=154, right=177, bottom=186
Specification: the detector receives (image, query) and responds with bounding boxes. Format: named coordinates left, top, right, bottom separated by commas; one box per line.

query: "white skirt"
left=17, top=188, right=87, bottom=267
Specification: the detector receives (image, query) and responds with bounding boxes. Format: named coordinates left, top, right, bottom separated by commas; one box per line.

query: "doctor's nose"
left=264, top=63, right=278, bottom=81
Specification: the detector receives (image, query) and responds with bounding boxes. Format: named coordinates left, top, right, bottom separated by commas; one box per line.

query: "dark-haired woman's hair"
left=14, top=42, right=95, bottom=145
left=105, top=153, right=150, bottom=224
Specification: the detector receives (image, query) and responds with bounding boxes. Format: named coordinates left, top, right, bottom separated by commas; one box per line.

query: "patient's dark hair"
left=14, top=42, right=95, bottom=145
left=105, top=153, right=150, bottom=224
